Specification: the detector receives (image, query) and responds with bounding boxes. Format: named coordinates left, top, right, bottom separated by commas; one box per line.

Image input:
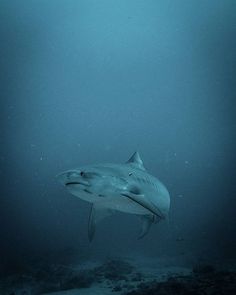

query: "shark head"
left=57, top=165, right=129, bottom=201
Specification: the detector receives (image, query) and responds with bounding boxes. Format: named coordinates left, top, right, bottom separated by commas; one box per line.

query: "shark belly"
left=101, top=196, right=151, bottom=215
left=67, top=185, right=100, bottom=203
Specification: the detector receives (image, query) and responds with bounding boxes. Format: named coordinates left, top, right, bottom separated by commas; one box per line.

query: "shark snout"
left=56, top=170, right=81, bottom=184
left=56, top=170, right=91, bottom=186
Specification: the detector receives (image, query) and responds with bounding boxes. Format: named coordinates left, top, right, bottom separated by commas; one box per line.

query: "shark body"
left=57, top=152, right=170, bottom=241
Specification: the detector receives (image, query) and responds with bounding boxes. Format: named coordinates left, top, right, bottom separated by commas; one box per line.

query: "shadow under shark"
left=57, top=152, right=170, bottom=241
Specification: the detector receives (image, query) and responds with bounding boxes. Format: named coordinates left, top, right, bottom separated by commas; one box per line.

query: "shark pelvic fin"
left=88, top=203, right=112, bottom=242
left=138, top=215, right=154, bottom=239
left=126, top=152, right=145, bottom=171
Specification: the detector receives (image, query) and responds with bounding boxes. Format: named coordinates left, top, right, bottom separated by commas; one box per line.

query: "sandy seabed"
left=1, top=256, right=236, bottom=295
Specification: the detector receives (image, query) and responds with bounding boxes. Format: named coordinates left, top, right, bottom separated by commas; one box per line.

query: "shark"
left=57, top=152, right=170, bottom=241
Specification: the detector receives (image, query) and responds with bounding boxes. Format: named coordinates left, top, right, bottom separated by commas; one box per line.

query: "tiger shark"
left=57, top=152, right=170, bottom=241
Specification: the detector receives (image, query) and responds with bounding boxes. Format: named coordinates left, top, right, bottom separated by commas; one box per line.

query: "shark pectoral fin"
left=122, top=192, right=164, bottom=220
left=138, top=215, right=155, bottom=239
left=88, top=205, right=96, bottom=242
left=88, top=203, right=112, bottom=242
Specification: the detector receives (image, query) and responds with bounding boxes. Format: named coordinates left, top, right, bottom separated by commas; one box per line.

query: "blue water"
left=0, top=0, right=235, bottom=293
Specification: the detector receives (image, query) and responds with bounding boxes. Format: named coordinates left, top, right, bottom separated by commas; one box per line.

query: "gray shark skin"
left=57, top=152, right=170, bottom=241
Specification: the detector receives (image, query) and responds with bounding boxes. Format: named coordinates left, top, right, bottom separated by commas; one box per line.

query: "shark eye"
left=129, top=172, right=132, bottom=176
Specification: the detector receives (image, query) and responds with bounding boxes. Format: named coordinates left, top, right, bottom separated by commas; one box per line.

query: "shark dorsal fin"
left=126, top=152, right=145, bottom=171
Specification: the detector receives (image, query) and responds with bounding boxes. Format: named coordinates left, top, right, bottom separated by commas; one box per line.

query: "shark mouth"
left=65, top=181, right=90, bottom=187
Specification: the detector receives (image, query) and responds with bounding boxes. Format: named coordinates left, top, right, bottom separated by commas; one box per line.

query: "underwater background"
left=1, top=0, right=236, bottom=294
